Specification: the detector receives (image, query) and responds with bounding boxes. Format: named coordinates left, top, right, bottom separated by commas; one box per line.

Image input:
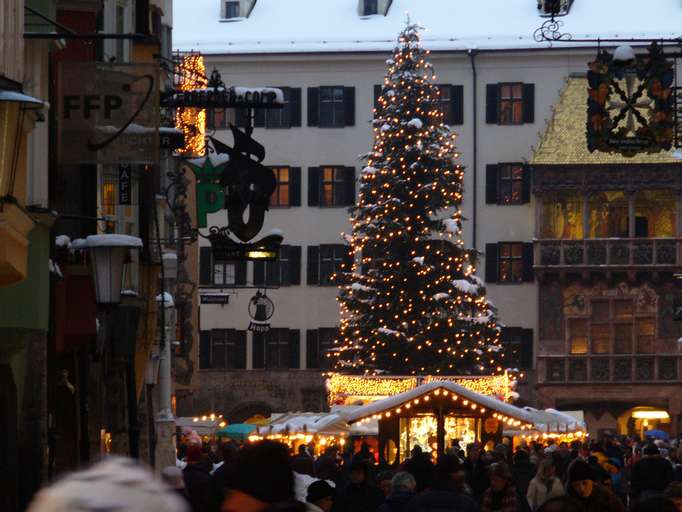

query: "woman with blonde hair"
left=527, top=458, right=564, bottom=511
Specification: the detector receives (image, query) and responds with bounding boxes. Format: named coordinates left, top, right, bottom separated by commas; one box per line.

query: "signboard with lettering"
left=119, top=164, right=131, bottom=205
left=163, top=86, right=284, bottom=109
left=58, top=62, right=159, bottom=164
left=200, top=294, right=230, bottom=305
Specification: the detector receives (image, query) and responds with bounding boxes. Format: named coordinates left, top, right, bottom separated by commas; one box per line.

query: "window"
left=634, top=190, right=676, bottom=238
left=499, top=83, right=523, bottom=124
left=308, top=167, right=355, bottom=207
left=224, top=1, right=239, bottom=18
left=199, top=247, right=247, bottom=287
left=486, top=83, right=534, bottom=125
left=568, top=319, right=588, bottom=354
left=322, top=167, right=346, bottom=207
left=213, top=262, right=236, bottom=286
left=539, top=192, right=584, bottom=239
left=307, top=245, right=352, bottom=286
left=484, top=242, right=533, bottom=283
left=253, top=246, right=301, bottom=287
left=307, top=328, right=339, bottom=369
left=270, top=167, right=290, bottom=207
left=207, top=108, right=228, bottom=130
left=498, top=243, right=524, bottom=283
left=102, top=178, right=116, bottom=217
left=636, top=318, right=655, bottom=354
left=437, top=84, right=464, bottom=125
left=308, top=86, right=355, bottom=127
left=320, top=86, right=345, bottom=127
left=199, top=329, right=246, bottom=369
left=252, top=328, right=300, bottom=369
left=363, top=0, right=378, bottom=15
left=501, top=328, right=533, bottom=370
left=250, top=88, right=301, bottom=129
left=485, top=164, right=529, bottom=206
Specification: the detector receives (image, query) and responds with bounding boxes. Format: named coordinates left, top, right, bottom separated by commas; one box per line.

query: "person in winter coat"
left=512, top=450, right=536, bottom=500
left=402, top=446, right=434, bottom=492
left=527, top=458, right=564, bottom=511
left=377, top=472, right=416, bottom=512
left=565, top=459, right=624, bottom=512
left=481, top=462, right=526, bottom=512
left=631, top=443, right=675, bottom=501
left=292, top=444, right=316, bottom=477
left=183, top=444, right=212, bottom=512
left=334, top=460, right=384, bottom=512
left=463, top=442, right=490, bottom=503
left=407, top=454, right=478, bottom=512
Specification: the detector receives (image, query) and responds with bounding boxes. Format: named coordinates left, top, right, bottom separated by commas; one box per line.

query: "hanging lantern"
left=248, top=290, right=274, bottom=333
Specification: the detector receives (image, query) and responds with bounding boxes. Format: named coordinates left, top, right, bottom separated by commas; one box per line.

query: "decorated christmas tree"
left=334, top=24, right=505, bottom=376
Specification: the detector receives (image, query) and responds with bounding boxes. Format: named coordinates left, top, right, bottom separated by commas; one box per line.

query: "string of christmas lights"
left=332, top=23, right=506, bottom=376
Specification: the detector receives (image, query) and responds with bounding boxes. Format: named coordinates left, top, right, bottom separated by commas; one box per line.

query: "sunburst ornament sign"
left=587, top=43, right=674, bottom=157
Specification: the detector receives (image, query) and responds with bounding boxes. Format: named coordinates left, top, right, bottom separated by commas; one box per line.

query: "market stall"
left=506, top=408, right=587, bottom=445
left=176, top=416, right=225, bottom=441
left=346, top=381, right=535, bottom=466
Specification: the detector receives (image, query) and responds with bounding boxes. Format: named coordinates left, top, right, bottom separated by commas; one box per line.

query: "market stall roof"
left=175, top=417, right=223, bottom=435
left=346, top=381, right=535, bottom=426
left=262, top=412, right=348, bottom=435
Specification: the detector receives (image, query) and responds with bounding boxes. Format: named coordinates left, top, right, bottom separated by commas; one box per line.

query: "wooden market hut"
left=346, top=381, right=535, bottom=466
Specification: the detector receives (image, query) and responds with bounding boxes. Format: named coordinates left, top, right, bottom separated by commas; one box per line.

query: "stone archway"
left=617, top=406, right=672, bottom=437
left=227, top=401, right=272, bottom=424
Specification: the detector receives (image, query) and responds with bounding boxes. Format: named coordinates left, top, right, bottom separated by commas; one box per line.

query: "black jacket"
left=566, top=484, right=625, bottom=512
left=183, top=463, right=212, bottom=512
left=378, top=491, right=415, bottom=512
left=463, top=459, right=490, bottom=502
left=408, top=480, right=479, bottom=512
left=631, top=457, right=674, bottom=496
left=335, top=482, right=384, bottom=512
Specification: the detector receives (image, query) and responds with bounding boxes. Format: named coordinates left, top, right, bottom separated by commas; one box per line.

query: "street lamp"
left=0, top=90, right=44, bottom=201
left=81, top=234, right=143, bottom=305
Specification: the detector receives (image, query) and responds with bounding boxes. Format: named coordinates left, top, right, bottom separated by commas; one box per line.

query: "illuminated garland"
left=333, top=23, right=505, bottom=376
left=327, top=372, right=513, bottom=405
left=175, top=53, right=207, bottom=156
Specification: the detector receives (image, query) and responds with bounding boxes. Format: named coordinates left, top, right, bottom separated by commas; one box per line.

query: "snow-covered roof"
left=261, top=412, right=349, bottom=435
left=346, top=380, right=536, bottom=425
left=174, top=0, right=682, bottom=55
left=83, top=234, right=143, bottom=248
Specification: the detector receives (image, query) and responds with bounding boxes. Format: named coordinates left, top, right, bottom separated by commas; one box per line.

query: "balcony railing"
left=534, top=238, right=682, bottom=269
left=538, top=355, right=681, bottom=384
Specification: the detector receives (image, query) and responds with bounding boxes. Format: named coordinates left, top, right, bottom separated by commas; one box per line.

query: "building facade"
left=173, top=0, right=682, bottom=435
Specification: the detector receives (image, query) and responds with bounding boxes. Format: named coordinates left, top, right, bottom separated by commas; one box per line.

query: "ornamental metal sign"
left=587, top=43, right=674, bottom=156
left=164, top=86, right=284, bottom=109
left=58, top=62, right=159, bottom=164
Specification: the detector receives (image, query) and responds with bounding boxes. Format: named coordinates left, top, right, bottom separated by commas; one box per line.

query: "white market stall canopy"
left=346, top=381, right=536, bottom=428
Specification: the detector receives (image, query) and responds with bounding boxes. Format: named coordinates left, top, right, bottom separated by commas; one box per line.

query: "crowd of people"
left=25, top=433, right=682, bottom=512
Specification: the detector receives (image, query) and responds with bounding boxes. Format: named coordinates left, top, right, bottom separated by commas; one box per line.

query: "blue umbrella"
left=216, top=423, right=257, bottom=440
left=645, top=429, right=669, bottom=440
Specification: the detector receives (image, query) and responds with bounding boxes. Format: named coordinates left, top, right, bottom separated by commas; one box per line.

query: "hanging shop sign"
left=119, top=164, right=131, bottom=205
left=247, top=291, right=274, bottom=333
left=200, top=294, right=230, bottom=305
left=587, top=42, right=674, bottom=156
left=58, top=62, right=160, bottom=165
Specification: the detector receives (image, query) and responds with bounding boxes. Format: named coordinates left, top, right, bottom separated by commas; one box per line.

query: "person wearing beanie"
left=566, top=460, right=624, bottom=512
left=631, top=443, right=675, bottom=501
left=335, top=460, right=383, bottom=512
left=408, top=454, right=477, bottom=512
left=26, top=457, right=188, bottom=512
left=305, top=480, right=334, bottom=512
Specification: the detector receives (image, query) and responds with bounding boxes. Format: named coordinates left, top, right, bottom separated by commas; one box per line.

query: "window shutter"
left=290, top=88, right=302, bottom=127
left=252, top=333, right=265, bottom=369
left=522, top=242, right=535, bottom=282
left=523, top=83, right=535, bottom=123
left=520, top=329, right=534, bottom=369
left=289, top=246, right=301, bottom=285
left=253, top=261, right=265, bottom=286
left=288, top=330, right=300, bottom=369
left=344, top=86, right=355, bottom=126
left=521, top=165, right=531, bottom=204
left=234, top=330, right=247, bottom=369
left=281, top=87, right=291, bottom=127
left=235, top=261, right=247, bottom=286
left=307, top=246, right=320, bottom=285
left=451, top=85, right=464, bottom=125
left=486, top=84, right=499, bottom=124
left=254, top=106, right=265, bottom=128
left=307, top=167, right=320, bottom=206
left=485, top=165, right=499, bottom=205
left=344, top=167, right=356, bottom=206
left=265, top=255, right=278, bottom=286
left=200, top=247, right=212, bottom=285
left=290, top=167, right=301, bottom=206
left=306, top=330, right=319, bottom=369
left=484, top=243, right=499, bottom=283
left=199, top=330, right=211, bottom=369
left=373, top=84, right=382, bottom=111
left=307, top=87, right=319, bottom=126
left=235, top=108, right=247, bottom=127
